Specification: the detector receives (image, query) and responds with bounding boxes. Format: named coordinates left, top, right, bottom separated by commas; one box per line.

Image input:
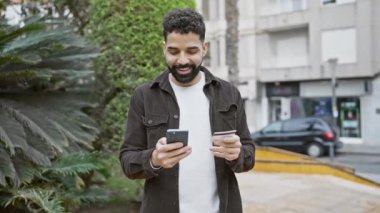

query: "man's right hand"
left=151, top=137, right=192, bottom=168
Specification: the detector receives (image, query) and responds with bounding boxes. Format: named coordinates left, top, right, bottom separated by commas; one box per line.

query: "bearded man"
left=119, top=8, right=255, bottom=213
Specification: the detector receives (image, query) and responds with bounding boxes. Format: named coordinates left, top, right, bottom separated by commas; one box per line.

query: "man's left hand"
left=210, top=134, right=241, bottom=161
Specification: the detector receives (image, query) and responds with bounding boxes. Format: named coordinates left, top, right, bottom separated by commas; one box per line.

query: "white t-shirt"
left=169, top=72, right=220, bottom=213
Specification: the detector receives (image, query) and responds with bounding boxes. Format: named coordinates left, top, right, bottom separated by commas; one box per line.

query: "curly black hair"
left=163, top=8, right=205, bottom=42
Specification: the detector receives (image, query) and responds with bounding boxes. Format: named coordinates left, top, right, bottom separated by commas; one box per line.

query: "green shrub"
left=89, top=0, right=196, bottom=150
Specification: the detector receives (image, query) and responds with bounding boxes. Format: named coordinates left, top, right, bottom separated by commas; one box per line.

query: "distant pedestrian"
left=4, top=0, right=26, bottom=27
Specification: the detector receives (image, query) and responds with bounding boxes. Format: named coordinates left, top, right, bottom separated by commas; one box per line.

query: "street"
left=320, top=152, right=380, bottom=183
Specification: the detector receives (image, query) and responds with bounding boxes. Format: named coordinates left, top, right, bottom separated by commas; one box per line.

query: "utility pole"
left=327, top=58, right=338, bottom=162
left=328, top=58, right=338, bottom=130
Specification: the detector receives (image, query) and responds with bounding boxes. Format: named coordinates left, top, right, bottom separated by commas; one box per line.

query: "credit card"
left=213, top=130, right=237, bottom=136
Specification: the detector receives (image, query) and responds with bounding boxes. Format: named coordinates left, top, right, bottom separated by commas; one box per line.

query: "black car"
left=251, top=117, right=343, bottom=157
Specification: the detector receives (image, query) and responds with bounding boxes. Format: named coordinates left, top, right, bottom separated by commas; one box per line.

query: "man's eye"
left=168, top=50, right=179, bottom=55
left=188, top=49, right=198, bottom=54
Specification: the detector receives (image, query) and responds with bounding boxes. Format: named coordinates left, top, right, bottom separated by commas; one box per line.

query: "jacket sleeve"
left=119, top=88, right=160, bottom=180
left=226, top=89, right=256, bottom=173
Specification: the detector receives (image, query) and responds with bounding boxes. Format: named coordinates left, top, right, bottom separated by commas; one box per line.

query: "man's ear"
left=162, top=41, right=167, bottom=54
left=202, top=42, right=209, bottom=57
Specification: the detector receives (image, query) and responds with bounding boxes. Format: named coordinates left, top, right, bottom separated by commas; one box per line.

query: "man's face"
left=164, top=32, right=208, bottom=87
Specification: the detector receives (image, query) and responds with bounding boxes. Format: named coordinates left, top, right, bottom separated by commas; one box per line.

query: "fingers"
left=212, top=135, right=241, bottom=147
left=210, top=134, right=241, bottom=161
left=223, top=134, right=240, bottom=143
left=211, top=151, right=239, bottom=161
left=158, top=150, right=191, bottom=168
left=157, top=145, right=191, bottom=159
left=152, top=137, right=192, bottom=168
left=210, top=145, right=240, bottom=153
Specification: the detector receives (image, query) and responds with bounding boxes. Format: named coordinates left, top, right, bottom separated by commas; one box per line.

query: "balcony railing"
left=259, top=0, right=307, bottom=16
left=261, top=55, right=309, bottom=69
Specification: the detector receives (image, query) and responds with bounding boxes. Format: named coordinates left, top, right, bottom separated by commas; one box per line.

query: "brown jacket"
left=119, top=67, right=255, bottom=213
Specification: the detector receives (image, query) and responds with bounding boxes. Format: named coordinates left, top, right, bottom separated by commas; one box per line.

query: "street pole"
left=327, top=58, right=338, bottom=161
left=328, top=58, right=338, bottom=131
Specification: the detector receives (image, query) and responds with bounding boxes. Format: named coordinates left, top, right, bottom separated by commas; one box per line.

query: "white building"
left=198, top=0, right=380, bottom=146
left=196, top=0, right=258, bottom=131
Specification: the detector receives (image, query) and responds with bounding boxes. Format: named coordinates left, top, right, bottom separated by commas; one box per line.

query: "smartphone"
left=166, top=129, right=188, bottom=146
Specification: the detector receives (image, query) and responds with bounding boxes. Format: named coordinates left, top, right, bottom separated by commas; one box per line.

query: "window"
left=322, top=0, right=336, bottom=4
left=322, top=0, right=355, bottom=5
left=259, top=0, right=307, bottom=16
left=283, top=119, right=313, bottom=132
left=263, top=121, right=282, bottom=133
left=312, top=121, right=327, bottom=131
left=291, top=97, right=332, bottom=118
left=321, top=28, right=357, bottom=64
left=265, top=28, right=309, bottom=68
left=338, top=97, right=361, bottom=137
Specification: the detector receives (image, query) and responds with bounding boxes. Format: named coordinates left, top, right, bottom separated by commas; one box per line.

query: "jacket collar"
left=149, top=66, right=221, bottom=90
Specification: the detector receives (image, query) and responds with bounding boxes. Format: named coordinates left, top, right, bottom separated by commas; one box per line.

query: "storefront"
left=290, top=96, right=361, bottom=138
left=262, top=79, right=373, bottom=143
left=266, top=82, right=299, bottom=122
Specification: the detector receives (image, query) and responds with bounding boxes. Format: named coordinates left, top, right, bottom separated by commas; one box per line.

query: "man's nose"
left=177, top=52, right=189, bottom=64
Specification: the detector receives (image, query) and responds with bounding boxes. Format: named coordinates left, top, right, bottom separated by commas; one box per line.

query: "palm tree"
left=225, top=0, right=239, bottom=86
left=0, top=18, right=103, bottom=212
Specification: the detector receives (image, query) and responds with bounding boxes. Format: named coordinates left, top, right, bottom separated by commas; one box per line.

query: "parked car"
left=251, top=117, right=343, bottom=157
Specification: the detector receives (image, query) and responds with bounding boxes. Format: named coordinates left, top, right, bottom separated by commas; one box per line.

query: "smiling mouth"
left=176, top=67, right=191, bottom=75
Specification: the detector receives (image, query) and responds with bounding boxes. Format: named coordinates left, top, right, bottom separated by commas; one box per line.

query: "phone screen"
left=166, top=129, right=188, bottom=146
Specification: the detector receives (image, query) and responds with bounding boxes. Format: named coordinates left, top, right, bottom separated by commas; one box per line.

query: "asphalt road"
left=320, top=152, right=380, bottom=183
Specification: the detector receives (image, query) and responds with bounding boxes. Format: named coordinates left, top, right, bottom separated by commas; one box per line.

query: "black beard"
left=168, top=63, right=201, bottom=84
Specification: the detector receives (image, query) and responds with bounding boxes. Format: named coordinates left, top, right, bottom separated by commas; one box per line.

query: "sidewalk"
left=338, top=144, right=380, bottom=155
left=237, top=172, right=380, bottom=213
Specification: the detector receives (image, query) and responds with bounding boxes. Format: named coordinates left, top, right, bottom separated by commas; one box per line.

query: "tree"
left=225, top=0, right=239, bottom=86
left=88, top=0, right=196, bottom=151
left=53, top=0, right=91, bottom=34
left=0, top=18, right=105, bottom=212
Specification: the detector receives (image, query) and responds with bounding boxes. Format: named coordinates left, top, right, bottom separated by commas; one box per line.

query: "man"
left=120, top=8, right=255, bottom=213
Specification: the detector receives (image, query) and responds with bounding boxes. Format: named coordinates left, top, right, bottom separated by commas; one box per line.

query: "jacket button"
left=148, top=120, right=153, bottom=124
left=173, top=114, right=179, bottom=119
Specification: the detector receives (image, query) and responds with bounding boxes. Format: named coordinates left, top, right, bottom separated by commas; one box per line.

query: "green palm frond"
left=0, top=113, right=17, bottom=156
left=0, top=93, right=98, bottom=186
left=11, top=157, right=40, bottom=186
left=0, top=70, right=37, bottom=83
left=0, top=19, right=98, bottom=90
left=0, top=55, right=31, bottom=67
left=0, top=110, right=51, bottom=167
left=60, top=187, right=109, bottom=207
left=0, top=23, right=45, bottom=49
left=0, top=148, right=15, bottom=187
left=3, top=28, right=81, bottom=55
left=0, top=11, right=101, bottom=212
left=0, top=99, right=64, bottom=155
left=46, top=152, right=99, bottom=177
left=3, top=189, right=65, bottom=213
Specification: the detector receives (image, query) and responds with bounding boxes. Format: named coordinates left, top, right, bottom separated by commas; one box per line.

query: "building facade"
left=196, top=0, right=259, bottom=131
left=198, top=0, right=380, bottom=146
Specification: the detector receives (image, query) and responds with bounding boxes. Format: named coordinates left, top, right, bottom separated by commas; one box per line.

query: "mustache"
left=172, top=64, right=195, bottom=69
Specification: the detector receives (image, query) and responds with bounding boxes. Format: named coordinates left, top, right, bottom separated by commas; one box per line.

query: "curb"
left=254, top=146, right=380, bottom=189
